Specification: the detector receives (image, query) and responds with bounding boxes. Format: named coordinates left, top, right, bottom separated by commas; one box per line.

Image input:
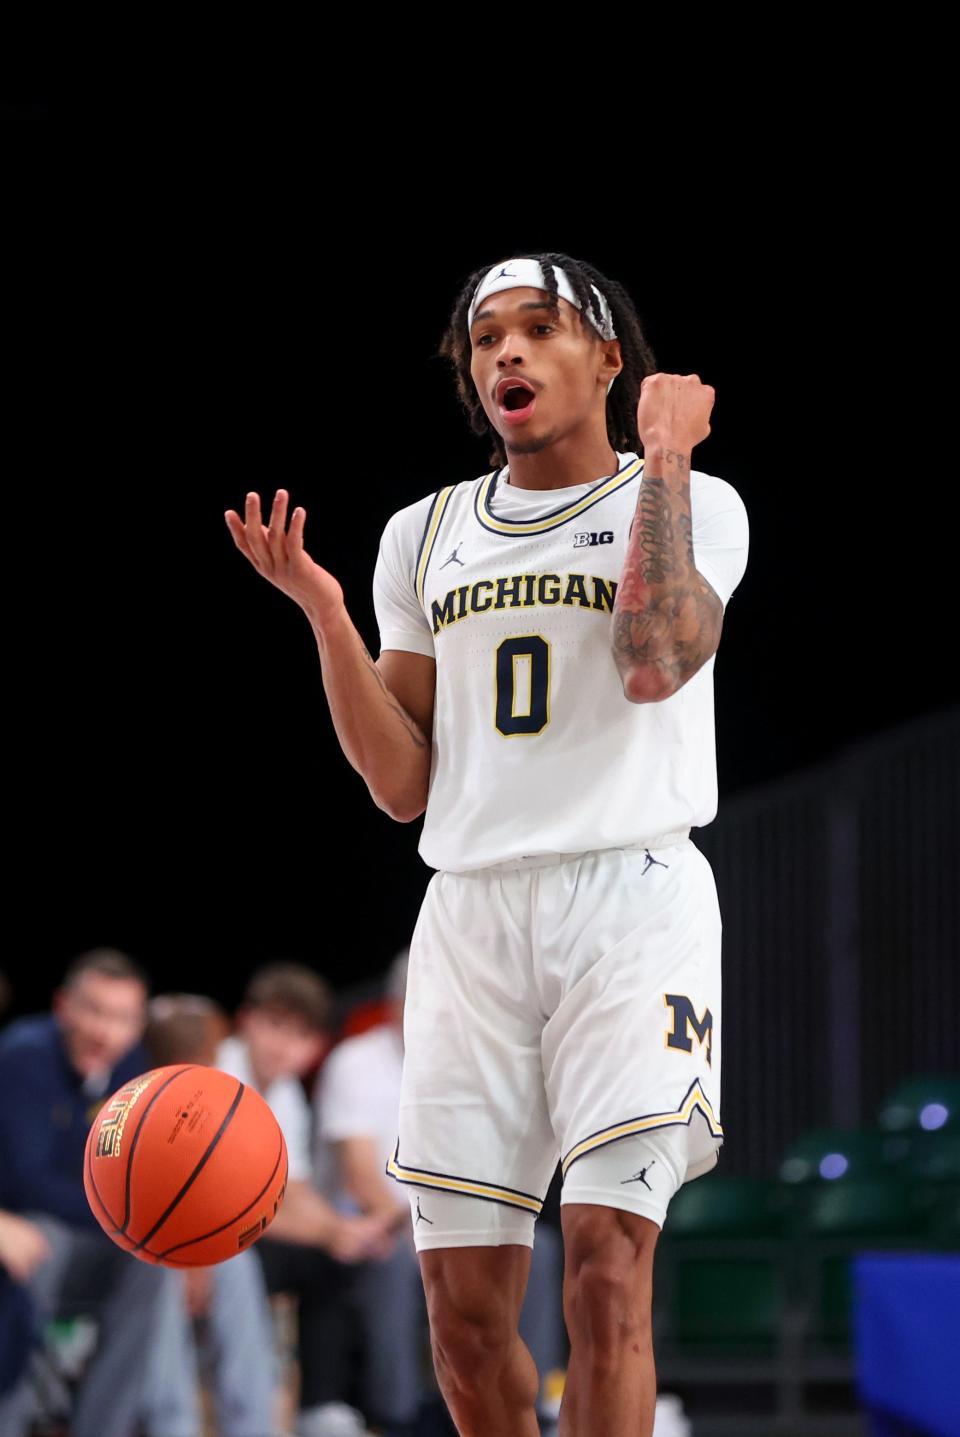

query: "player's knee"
left=568, top=1258, right=653, bottom=1353
left=423, top=1268, right=518, bottom=1395
left=428, top=1301, right=517, bottom=1397
left=564, top=1209, right=657, bottom=1356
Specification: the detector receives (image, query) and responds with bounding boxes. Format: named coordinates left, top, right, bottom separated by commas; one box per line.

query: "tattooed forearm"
left=360, top=645, right=428, bottom=748
left=612, top=448, right=722, bottom=700
left=636, top=477, right=677, bottom=584
left=678, top=512, right=695, bottom=566
left=612, top=576, right=720, bottom=691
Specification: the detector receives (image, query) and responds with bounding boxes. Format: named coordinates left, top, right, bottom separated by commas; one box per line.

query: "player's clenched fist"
left=224, top=490, right=345, bottom=626
left=636, top=373, right=715, bottom=454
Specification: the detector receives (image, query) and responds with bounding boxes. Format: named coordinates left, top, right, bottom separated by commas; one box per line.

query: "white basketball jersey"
left=373, top=451, right=749, bottom=873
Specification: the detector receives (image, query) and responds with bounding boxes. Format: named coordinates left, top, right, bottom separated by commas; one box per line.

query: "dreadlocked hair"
left=439, top=252, right=657, bottom=468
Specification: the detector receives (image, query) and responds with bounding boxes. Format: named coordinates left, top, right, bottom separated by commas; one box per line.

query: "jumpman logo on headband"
left=496, top=266, right=515, bottom=279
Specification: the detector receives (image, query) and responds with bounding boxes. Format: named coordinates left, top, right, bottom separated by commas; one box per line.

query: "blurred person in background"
left=0, top=1209, right=50, bottom=1430
left=316, top=951, right=566, bottom=1437
left=220, top=962, right=392, bottom=1437
left=0, top=969, right=51, bottom=1431
left=141, top=992, right=281, bottom=1437
left=0, top=947, right=167, bottom=1437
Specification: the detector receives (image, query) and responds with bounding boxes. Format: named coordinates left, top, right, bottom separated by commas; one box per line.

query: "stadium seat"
left=797, top=1176, right=926, bottom=1348
left=656, top=1178, right=788, bottom=1352
left=907, top=1131, right=960, bottom=1245
left=878, top=1074, right=960, bottom=1135
left=777, top=1128, right=896, bottom=1186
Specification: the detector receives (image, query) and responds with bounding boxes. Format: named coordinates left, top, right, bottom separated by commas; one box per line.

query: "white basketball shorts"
left=387, top=831, right=723, bottom=1250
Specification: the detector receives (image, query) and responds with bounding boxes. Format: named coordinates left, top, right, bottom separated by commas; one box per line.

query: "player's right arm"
left=224, top=489, right=434, bottom=823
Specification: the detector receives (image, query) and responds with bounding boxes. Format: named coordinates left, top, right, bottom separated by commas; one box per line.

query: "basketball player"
left=225, top=253, right=749, bottom=1437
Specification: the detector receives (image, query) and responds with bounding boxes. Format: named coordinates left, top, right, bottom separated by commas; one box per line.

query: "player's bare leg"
left=418, top=1245, right=540, bottom=1437
left=560, top=1205, right=659, bottom=1437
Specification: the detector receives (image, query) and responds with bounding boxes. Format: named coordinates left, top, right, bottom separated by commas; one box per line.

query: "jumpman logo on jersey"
left=642, top=849, right=669, bottom=875
left=621, top=1159, right=657, bottom=1190
left=439, top=543, right=465, bottom=569
left=415, top=1197, right=433, bottom=1226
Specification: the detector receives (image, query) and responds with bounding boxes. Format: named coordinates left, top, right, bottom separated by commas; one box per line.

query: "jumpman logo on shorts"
left=415, top=1196, right=433, bottom=1226
left=621, top=1159, right=656, bottom=1190
left=440, top=543, right=465, bottom=569
left=642, top=849, right=669, bottom=875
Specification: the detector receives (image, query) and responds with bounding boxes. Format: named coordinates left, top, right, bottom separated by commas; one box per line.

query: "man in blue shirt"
left=0, top=969, right=49, bottom=1426
left=0, top=948, right=167, bottom=1437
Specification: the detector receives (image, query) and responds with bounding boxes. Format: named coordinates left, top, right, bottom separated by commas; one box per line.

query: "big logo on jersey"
left=430, top=571, right=618, bottom=637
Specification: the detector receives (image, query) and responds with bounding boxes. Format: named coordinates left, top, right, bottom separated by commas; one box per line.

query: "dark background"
left=7, top=99, right=955, bottom=1016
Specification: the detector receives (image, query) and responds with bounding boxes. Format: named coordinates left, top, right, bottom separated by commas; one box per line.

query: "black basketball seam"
left=145, top=1252, right=204, bottom=1266
left=119, top=1066, right=199, bottom=1237
left=155, top=1140, right=285, bottom=1259
left=85, top=1131, right=122, bottom=1232
left=145, top=1159, right=289, bottom=1265
left=130, top=1081, right=245, bottom=1253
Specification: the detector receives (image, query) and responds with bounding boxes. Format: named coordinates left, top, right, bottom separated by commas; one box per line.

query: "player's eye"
left=533, top=324, right=554, bottom=335
left=475, top=334, right=496, bottom=347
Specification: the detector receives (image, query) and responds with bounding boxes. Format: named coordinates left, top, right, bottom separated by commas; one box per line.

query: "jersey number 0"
left=495, top=636, right=551, bottom=737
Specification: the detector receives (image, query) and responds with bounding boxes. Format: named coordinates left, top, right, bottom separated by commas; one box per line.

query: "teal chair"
left=656, top=1177, right=788, bottom=1353
left=798, top=1176, right=927, bottom=1349
left=928, top=1189, right=960, bottom=1248
left=777, top=1128, right=898, bottom=1186
left=667, top=1175, right=782, bottom=1237
left=908, top=1131, right=960, bottom=1245
left=878, top=1075, right=960, bottom=1134
left=909, top=1129, right=960, bottom=1182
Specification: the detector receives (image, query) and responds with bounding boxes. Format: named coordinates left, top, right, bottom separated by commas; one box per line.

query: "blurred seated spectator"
left=219, top=963, right=390, bottom=1437
left=0, top=947, right=167, bottom=1437
left=144, top=991, right=229, bottom=1067
left=315, top=951, right=566, bottom=1435
left=141, top=992, right=279, bottom=1437
left=0, top=971, right=50, bottom=1430
left=0, top=1210, right=50, bottom=1432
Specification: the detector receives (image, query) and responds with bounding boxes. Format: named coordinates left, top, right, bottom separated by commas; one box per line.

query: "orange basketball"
left=84, top=1064, right=288, bottom=1267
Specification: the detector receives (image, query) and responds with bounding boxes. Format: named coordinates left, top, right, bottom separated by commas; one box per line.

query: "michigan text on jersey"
left=431, top=572, right=618, bottom=636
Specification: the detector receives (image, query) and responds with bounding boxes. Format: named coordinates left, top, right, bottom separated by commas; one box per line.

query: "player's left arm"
left=612, top=373, right=723, bottom=704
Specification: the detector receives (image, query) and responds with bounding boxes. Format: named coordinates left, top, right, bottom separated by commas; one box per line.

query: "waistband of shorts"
left=452, top=828, right=692, bottom=876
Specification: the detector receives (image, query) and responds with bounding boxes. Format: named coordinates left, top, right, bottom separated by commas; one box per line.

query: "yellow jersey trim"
left=474, top=456, right=643, bottom=537
left=386, top=1145, right=544, bottom=1214
left=415, top=485, right=457, bottom=605
left=561, top=1080, right=723, bottom=1180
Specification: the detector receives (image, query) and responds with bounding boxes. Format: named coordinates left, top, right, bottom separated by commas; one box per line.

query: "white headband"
left=467, top=258, right=618, bottom=342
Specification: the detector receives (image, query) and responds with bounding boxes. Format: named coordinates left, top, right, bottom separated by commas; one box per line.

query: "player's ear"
left=599, top=338, right=622, bottom=389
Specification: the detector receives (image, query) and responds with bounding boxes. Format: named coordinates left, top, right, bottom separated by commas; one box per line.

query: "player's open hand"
left=636, top=373, right=715, bottom=455
left=224, top=490, right=344, bottom=626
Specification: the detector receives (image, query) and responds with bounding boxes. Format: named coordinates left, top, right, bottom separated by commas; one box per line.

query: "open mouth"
left=497, top=381, right=537, bottom=423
